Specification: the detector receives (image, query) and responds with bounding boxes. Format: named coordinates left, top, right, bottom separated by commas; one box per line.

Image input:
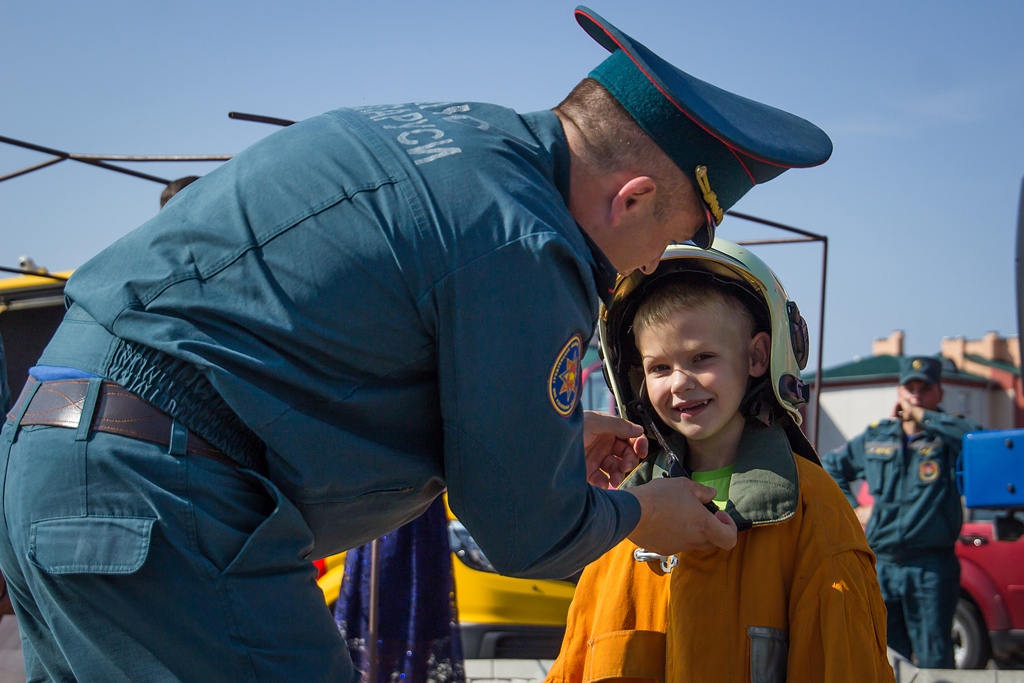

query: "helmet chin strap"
left=629, top=383, right=719, bottom=514
left=740, top=376, right=776, bottom=427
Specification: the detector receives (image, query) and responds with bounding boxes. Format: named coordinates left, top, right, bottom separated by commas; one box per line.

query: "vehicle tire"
left=953, top=597, right=991, bottom=669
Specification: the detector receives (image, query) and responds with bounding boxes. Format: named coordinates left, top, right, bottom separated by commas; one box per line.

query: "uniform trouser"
left=876, top=552, right=960, bottom=669
left=0, top=387, right=359, bottom=682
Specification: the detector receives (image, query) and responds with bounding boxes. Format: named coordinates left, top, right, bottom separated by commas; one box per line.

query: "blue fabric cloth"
left=821, top=409, right=980, bottom=556
left=335, top=497, right=464, bottom=683
left=28, top=365, right=100, bottom=381
left=877, top=553, right=960, bottom=669
left=43, top=103, right=640, bottom=577
left=0, top=394, right=357, bottom=682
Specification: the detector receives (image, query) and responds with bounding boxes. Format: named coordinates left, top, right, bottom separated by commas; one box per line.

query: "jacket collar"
left=621, top=420, right=799, bottom=531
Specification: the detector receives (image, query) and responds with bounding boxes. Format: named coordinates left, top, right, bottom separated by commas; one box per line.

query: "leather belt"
left=7, top=378, right=239, bottom=468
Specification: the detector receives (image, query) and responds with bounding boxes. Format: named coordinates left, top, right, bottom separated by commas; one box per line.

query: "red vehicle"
left=954, top=509, right=1024, bottom=669
left=854, top=482, right=1024, bottom=669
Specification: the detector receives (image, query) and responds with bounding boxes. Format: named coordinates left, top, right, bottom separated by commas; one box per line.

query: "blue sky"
left=2, top=0, right=1022, bottom=368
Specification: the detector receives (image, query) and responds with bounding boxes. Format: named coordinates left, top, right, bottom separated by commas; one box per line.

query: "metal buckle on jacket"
left=633, top=548, right=678, bottom=573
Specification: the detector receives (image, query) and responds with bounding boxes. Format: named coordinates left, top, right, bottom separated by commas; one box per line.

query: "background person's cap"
left=575, top=6, right=833, bottom=248
left=899, top=356, right=943, bottom=386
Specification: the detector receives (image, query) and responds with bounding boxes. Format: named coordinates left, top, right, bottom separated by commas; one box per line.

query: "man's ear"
left=749, top=332, right=771, bottom=378
left=609, top=176, right=657, bottom=227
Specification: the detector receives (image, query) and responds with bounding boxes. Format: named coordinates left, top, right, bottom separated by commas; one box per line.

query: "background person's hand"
left=855, top=504, right=874, bottom=529
left=625, top=477, right=738, bottom=554
left=583, top=411, right=648, bottom=489
left=896, top=397, right=924, bottom=425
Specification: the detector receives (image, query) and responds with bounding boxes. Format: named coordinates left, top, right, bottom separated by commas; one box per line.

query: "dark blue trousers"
left=876, top=552, right=960, bottom=669
left=0, top=382, right=358, bottom=682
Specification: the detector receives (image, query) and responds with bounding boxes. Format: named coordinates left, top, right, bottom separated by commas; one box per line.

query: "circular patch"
left=549, top=334, right=583, bottom=417
left=918, top=458, right=940, bottom=483
left=913, top=359, right=924, bottom=370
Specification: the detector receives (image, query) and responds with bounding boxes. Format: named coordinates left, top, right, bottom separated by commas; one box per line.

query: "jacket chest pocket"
left=864, top=442, right=898, bottom=495
left=748, top=626, right=788, bottom=683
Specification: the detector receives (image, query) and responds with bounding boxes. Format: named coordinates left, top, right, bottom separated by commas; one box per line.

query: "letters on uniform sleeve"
left=432, top=231, right=641, bottom=579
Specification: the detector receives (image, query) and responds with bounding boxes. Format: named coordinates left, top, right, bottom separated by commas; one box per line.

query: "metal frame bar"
left=0, top=136, right=233, bottom=186
left=228, top=112, right=296, bottom=127
left=730, top=211, right=828, bottom=451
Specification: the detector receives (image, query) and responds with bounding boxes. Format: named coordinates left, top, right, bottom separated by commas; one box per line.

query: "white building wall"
left=818, top=385, right=899, bottom=447
left=815, top=382, right=995, bottom=454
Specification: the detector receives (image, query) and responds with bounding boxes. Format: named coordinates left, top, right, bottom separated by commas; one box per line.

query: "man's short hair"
left=554, top=78, right=691, bottom=220
left=632, top=276, right=764, bottom=347
left=160, top=176, right=200, bottom=209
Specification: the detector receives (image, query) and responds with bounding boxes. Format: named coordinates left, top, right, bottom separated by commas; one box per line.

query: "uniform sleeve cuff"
left=603, top=486, right=643, bottom=541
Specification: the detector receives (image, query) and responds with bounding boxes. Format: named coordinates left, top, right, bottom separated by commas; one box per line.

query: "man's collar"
left=523, top=109, right=618, bottom=307
left=579, top=228, right=618, bottom=306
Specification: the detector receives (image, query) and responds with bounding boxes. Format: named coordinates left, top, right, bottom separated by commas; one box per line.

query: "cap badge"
left=913, top=359, right=924, bottom=370
left=918, top=459, right=940, bottom=484
left=695, top=166, right=724, bottom=224
left=549, top=334, right=583, bottom=417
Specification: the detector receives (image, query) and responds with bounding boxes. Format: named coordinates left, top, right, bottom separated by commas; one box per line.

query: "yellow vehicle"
left=0, top=270, right=72, bottom=399
left=1, top=271, right=577, bottom=660
left=315, top=494, right=576, bottom=658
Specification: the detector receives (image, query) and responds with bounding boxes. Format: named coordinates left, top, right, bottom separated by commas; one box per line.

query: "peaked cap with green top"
left=576, top=6, right=833, bottom=248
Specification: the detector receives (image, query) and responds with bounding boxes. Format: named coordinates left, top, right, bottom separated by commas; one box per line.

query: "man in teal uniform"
left=823, top=356, right=981, bottom=668
left=0, top=7, right=832, bottom=681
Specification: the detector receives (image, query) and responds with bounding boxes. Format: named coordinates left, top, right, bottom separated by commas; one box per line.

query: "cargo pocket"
left=584, top=630, right=665, bottom=683
left=29, top=516, right=154, bottom=575
left=221, top=469, right=313, bottom=576
left=748, top=626, right=788, bottom=683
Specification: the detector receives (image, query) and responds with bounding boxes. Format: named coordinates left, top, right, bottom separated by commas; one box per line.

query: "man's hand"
left=855, top=504, right=874, bottom=529
left=893, top=399, right=924, bottom=426
left=624, top=477, right=738, bottom=554
left=583, top=411, right=648, bottom=489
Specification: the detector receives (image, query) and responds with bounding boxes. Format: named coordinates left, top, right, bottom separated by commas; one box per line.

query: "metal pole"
left=812, top=238, right=829, bottom=451
left=0, top=156, right=65, bottom=184
left=228, top=112, right=296, bottom=127
left=366, top=537, right=381, bottom=683
left=69, top=154, right=233, bottom=162
left=0, top=134, right=171, bottom=184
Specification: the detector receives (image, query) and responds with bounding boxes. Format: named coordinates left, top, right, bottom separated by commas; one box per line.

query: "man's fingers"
left=584, top=411, right=644, bottom=442
left=705, top=509, right=738, bottom=550
left=630, top=433, right=649, bottom=460
left=588, top=469, right=610, bottom=489
left=693, top=482, right=718, bottom=504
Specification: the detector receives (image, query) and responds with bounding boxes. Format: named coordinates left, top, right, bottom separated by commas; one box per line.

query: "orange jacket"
left=545, top=422, right=894, bottom=683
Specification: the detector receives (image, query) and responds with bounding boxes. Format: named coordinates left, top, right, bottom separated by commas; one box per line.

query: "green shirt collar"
left=621, top=420, right=799, bottom=530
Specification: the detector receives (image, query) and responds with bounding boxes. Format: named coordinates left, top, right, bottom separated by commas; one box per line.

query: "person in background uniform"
left=546, top=242, right=893, bottom=683
left=159, top=175, right=200, bottom=209
left=0, top=7, right=832, bottom=681
left=822, top=356, right=981, bottom=669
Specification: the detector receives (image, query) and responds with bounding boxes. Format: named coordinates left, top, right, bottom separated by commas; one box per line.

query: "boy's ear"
left=748, top=332, right=771, bottom=378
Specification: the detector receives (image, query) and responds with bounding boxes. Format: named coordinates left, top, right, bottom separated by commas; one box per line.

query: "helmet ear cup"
left=786, top=300, right=810, bottom=370
left=778, top=373, right=810, bottom=408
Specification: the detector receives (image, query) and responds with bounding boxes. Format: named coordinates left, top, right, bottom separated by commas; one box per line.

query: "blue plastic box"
left=961, top=429, right=1024, bottom=509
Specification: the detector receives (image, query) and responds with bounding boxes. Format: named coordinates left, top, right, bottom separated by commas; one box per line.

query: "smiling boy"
left=545, top=241, right=895, bottom=683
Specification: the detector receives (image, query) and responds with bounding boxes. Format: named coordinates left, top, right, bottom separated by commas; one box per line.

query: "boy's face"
left=637, top=302, right=770, bottom=442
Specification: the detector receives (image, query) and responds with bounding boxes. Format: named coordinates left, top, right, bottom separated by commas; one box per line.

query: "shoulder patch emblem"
left=549, top=334, right=583, bottom=417
left=919, top=458, right=940, bottom=483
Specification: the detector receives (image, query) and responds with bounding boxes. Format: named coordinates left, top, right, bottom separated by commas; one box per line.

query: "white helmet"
left=598, top=239, right=817, bottom=459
